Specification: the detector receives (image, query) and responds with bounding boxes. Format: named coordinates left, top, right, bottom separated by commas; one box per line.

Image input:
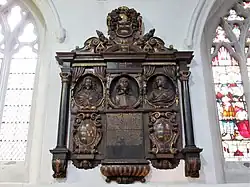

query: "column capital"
left=179, top=70, right=191, bottom=81
left=59, top=72, right=71, bottom=82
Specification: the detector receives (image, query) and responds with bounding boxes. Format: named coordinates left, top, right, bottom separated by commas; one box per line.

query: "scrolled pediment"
left=73, top=6, right=177, bottom=53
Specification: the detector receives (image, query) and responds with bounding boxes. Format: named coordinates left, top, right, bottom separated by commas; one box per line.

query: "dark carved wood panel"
left=106, top=113, right=144, bottom=159
left=50, top=6, right=203, bottom=184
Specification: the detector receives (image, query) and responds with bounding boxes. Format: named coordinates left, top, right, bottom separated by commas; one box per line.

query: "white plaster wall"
left=1, top=0, right=248, bottom=186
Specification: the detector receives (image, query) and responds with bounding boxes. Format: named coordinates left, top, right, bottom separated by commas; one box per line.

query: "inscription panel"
left=106, top=113, right=144, bottom=159
left=107, top=113, right=142, bottom=130
left=107, top=130, right=143, bottom=146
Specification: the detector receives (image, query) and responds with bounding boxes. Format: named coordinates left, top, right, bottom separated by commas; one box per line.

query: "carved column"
left=50, top=62, right=71, bottom=178
left=179, top=69, right=195, bottom=146
left=177, top=57, right=202, bottom=178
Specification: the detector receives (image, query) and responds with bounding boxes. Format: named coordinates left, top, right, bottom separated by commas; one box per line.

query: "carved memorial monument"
left=50, top=6, right=203, bottom=184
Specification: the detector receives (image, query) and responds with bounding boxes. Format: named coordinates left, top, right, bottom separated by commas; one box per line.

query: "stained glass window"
left=211, top=1, right=250, bottom=161
left=0, top=1, right=38, bottom=161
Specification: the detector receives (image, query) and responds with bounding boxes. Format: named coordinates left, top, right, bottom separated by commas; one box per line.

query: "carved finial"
left=149, top=29, right=155, bottom=37
left=143, top=28, right=155, bottom=41
left=96, top=30, right=108, bottom=43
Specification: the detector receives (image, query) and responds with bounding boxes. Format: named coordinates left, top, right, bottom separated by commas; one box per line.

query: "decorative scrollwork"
left=72, top=113, right=102, bottom=154
left=149, top=112, right=179, bottom=154
left=73, top=6, right=177, bottom=53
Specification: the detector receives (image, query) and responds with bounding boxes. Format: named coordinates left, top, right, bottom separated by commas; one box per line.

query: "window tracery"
left=0, top=0, right=38, bottom=161
left=211, top=0, right=250, bottom=161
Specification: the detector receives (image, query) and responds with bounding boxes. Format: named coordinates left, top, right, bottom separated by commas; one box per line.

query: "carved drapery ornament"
left=51, top=6, right=202, bottom=183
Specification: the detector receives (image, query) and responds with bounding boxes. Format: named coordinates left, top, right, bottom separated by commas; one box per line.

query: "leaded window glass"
left=0, top=1, right=38, bottom=161
left=211, top=1, right=250, bottom=161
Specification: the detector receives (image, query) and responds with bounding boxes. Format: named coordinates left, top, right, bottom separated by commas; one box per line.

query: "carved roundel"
left=73, top=74, right=104, bottom=108
left=109, top=75, right=140, bottom=108
left=146, top=74, right=176, bottom=107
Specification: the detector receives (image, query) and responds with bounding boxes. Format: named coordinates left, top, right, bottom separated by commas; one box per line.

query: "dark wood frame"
left=50, top=6, right=202, bottom=183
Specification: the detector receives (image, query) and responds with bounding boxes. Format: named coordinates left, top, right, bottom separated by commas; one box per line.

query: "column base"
left=182, top=146, right=203, bottom=178
left=50, top=147, right=69, bottom=178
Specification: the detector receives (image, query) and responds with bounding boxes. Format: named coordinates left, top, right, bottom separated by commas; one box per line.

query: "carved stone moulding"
left=100, top=164, right=150, bottom=184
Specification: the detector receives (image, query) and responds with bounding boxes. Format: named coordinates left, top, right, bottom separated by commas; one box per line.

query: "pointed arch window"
left=211, top=1, right=250, bottom=161
left=0, top=0, right=39, bottom=161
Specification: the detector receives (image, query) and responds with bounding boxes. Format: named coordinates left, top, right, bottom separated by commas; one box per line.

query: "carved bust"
left=112, top=77, right=137, bottom=107
left=74, top=75, right=102, bottom=107
left=148, top=75, right=175, bottom=106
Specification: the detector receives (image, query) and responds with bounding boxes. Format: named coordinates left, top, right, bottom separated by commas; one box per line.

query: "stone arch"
left=185, top=0, right=236, bottom=49
left=191, top=0, right=250, bottom=183
left=24, top=0, right=66, bottom=43
left=182, top=0, right=240, bottom=184
left=0, top=0, right=66, bottom=183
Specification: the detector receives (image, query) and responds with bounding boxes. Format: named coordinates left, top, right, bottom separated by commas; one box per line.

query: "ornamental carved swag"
left=50, top=6, right=203, bottom=183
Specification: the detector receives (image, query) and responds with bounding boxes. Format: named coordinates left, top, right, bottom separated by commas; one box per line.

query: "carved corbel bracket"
left=50, top=147, right=69, bottom=178
left=182, top=146, right=203, bottom=178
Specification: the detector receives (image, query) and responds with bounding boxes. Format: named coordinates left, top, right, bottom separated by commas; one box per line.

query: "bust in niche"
left=74, top=75, right=102, bottom=107
left=148, top=75, right=175, bottom=106
left=112, top=77, right=137, bottom=107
